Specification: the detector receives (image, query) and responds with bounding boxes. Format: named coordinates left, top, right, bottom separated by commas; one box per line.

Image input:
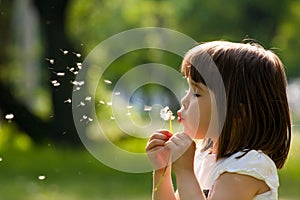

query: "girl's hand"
left=146, top=130, right=173, bottom=171
left=165, top=133, right=196, bottom=172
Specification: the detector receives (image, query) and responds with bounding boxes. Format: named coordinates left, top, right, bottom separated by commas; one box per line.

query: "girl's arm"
left=152, top=166, right=176, bottom=200
left=166, top=133, right=207, bottom=200
left=146, top=131, right=177, bottom=200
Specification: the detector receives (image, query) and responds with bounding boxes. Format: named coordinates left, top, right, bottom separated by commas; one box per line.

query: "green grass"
left=0, top=147, right=152, bottom=200
left=0, top=133, right=299, bottom=200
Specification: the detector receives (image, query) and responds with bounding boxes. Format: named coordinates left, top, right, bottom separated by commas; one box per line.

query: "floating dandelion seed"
left=114, top=92, right=120, bottom=96
left=144, top=105, right=152, bottom=111
left=88, top=118, right=93, bottom=122
left=76, top=62, right=82, bottom=69
left=56, top=72, right=65, bottom=77
left=45, top=58, right=54, bottom=64
left=51, top=80, right=60, bottom=87
left=60, top=49, right=69, bottom=55
left=104, top=80, right=112, bottom=84
left=5, top=113, right=14, bottom=120
left=73, top=87, right=81, bottom=91
left=64, top=98, right=72, bottom=103
left=126, top=112, right=131, bottom=116
left=80, top=115, right=88, bottom=122
left=0, top=157, right=2, bottom=162
left=73, top=52, right=81, bottom=58
left=77, top=101, right=85, bottom=107
left=107, top=102, right=112, bottom=106
left=71, top=81, right=84, bottom=86
left=127, top=105, right=133, bottom=109
left=38, top=175, right=46, bottom=180
left=53, top=82, right=60, bottom=87
left=110, top=116, right=115, bottom=120
left=99, top=100, right=105, bottom=105
left=85, top=96, right=92, bottom=101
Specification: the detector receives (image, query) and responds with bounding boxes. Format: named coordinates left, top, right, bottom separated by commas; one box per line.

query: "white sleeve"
left=211, top=150, right=279, bottom=191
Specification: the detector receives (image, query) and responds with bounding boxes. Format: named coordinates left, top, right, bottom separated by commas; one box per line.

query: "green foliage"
left=67, top=0, right=300, bottom=77
left=0, top=122, right=33, bottom=152
left=272, top=1, right=300, bottom=77
left=0, top=146, right=152, bottom=200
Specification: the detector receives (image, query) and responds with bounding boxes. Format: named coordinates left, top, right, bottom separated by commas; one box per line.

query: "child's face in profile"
left=178, top=79, right=212, bottom=139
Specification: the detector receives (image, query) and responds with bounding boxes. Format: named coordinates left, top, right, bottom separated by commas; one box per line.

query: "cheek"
left=185, top=101, right=212, bottom=138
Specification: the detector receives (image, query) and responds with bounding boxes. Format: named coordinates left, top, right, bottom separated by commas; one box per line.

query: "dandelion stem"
left=154, top=153, right=171, bottom=191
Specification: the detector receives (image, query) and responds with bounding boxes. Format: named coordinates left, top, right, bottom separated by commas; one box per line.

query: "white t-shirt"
left=194, top=149, right=279, bottom=200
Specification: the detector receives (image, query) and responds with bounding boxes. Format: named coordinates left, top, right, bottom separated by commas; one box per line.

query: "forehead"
left=188, top=78, right=207, bottom=91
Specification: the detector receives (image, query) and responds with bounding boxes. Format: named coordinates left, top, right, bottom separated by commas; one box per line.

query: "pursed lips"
left=177, top=111, right=183, bottom=123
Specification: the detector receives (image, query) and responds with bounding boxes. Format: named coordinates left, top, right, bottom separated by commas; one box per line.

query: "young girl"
left=146, top=41, right=291, bottom=200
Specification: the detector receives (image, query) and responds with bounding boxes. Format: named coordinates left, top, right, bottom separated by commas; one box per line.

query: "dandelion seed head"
left=160, top=106, right=175, bottom=121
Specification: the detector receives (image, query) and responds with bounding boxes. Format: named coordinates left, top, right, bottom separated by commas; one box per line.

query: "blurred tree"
left=0, top=0, right=82, bottom=145
left=33, top=0, right=82, bottom=144
left=0, top=0, right=52, bottom=143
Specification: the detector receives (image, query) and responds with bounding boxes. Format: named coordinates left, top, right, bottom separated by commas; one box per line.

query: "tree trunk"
left=33, top=0, right=82, bottom=145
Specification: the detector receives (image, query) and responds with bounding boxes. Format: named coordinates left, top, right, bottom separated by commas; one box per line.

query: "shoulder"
left=218, top=150, right=278, bottom=182
left=208, top=150, right=278, bottom=199
left=209, top=172, right=270, bottom=200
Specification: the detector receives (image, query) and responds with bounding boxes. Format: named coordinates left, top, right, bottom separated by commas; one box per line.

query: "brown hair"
left=181, top=41, right=291, bottom=169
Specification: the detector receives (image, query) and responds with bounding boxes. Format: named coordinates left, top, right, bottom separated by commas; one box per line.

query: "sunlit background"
left=0, top=0, right=299, bottom=199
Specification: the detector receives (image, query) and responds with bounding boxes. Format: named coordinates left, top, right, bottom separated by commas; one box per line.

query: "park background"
left=0, top=0, right=300, bottom=199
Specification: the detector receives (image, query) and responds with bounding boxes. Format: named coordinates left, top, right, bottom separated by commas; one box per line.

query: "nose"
left=180, top=93, right=188, bottom=109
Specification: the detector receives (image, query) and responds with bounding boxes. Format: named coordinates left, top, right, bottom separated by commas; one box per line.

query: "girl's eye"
left=193, top=93, right=201, bottom=97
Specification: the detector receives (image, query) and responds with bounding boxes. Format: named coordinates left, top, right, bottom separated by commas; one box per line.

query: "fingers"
left=157, top=129, right=173, bottom=139
left=164, top=133, right=195, bottom=161
left=146, top=130, right=171, bottom=152
left=166, top=132, right=193, bottom=147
